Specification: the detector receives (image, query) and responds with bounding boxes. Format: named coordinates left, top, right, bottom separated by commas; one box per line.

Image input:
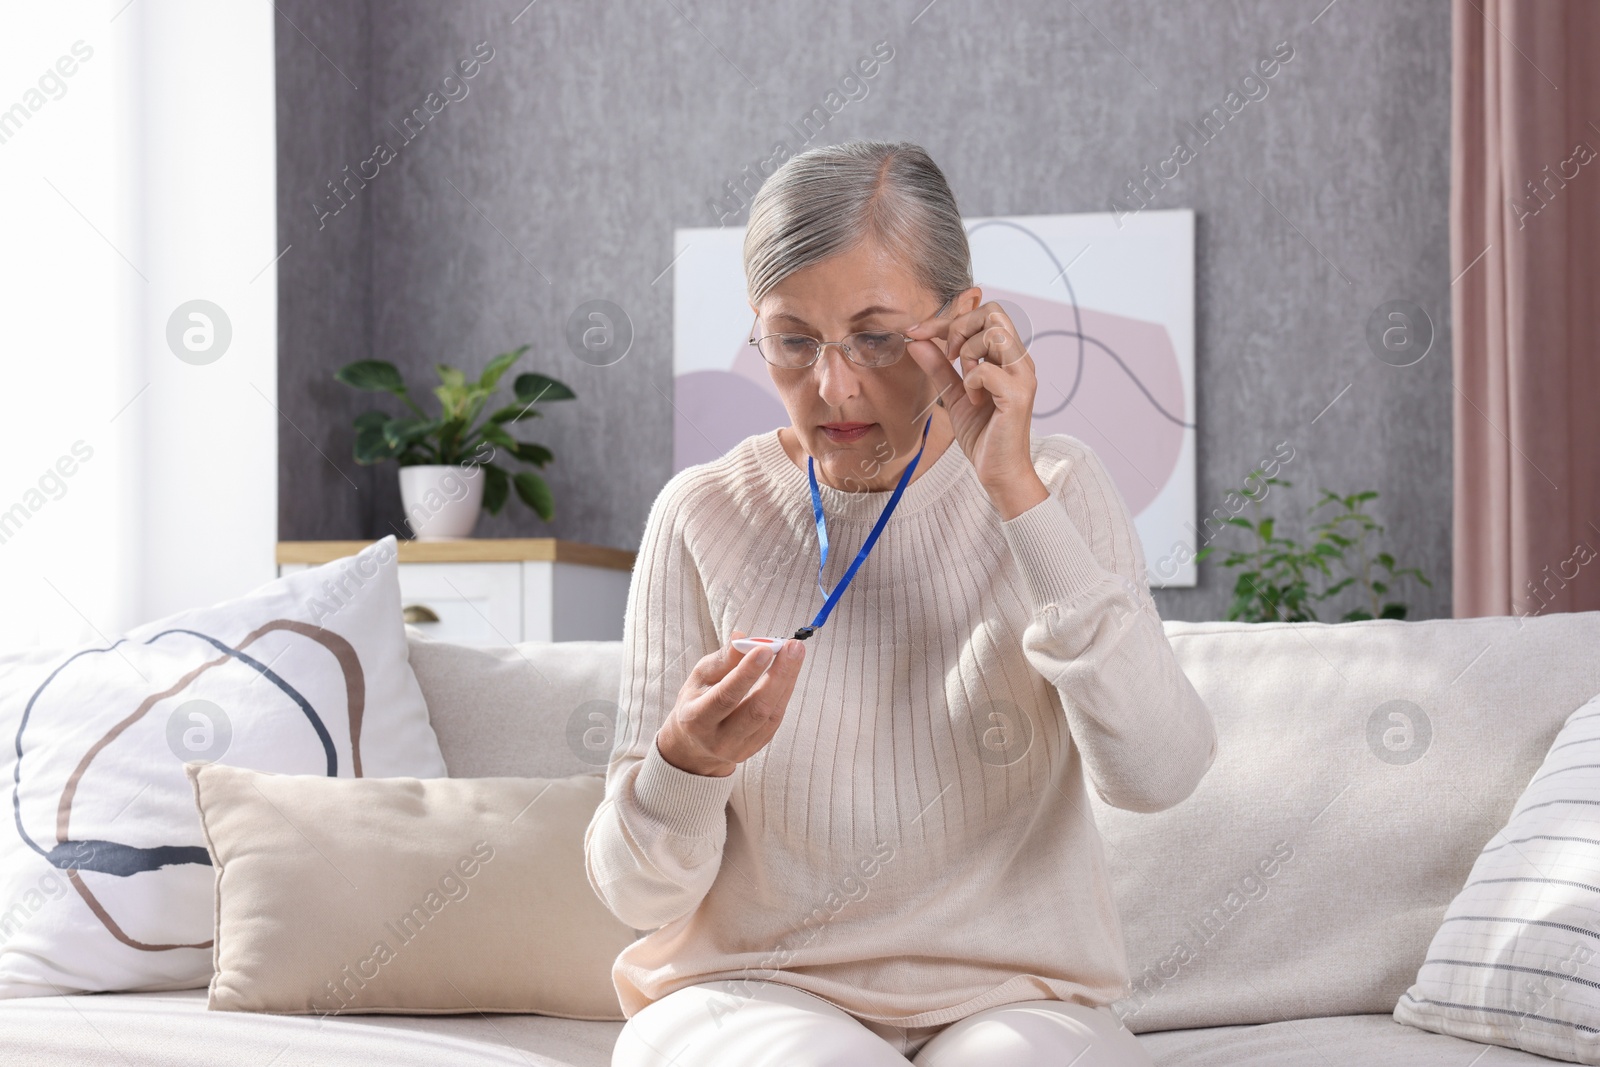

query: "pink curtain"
left=1452, top=0, right=1600, bottom=618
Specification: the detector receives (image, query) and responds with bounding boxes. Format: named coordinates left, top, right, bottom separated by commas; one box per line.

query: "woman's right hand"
left=655, top=629, right=806, bottom=777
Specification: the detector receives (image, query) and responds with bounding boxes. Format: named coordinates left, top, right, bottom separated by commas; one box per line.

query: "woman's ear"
left=924, top=288, right=983, bottom=355
left=955, top=285, right=983, bottom=317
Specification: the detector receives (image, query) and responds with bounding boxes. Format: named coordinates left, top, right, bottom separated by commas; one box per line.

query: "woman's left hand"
left=905, top=298, right=1049, bottom=520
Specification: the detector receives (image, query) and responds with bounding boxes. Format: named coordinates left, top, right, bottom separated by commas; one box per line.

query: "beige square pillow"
left=186, top=761, right=636, bottom=1018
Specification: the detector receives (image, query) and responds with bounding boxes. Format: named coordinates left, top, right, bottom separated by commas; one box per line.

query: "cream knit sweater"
left=585, top=427, right=1218, bottom=1029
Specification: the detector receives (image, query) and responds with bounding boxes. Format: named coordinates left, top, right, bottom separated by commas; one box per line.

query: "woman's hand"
left=904, top=297, right=1049, bottom=520
left=655, top=629, right=806, bottom=777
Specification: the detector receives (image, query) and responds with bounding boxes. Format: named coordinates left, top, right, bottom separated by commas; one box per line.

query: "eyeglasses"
left=748, top=296, right=954, bottom=370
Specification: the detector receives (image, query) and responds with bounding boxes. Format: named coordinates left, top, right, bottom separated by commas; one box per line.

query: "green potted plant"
left=1194, top=475, right=1432, bottom=622
left=334, top=345, right=575, bottom=539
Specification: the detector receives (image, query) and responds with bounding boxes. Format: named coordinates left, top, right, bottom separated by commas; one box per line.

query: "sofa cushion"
left=1136, top=1011, right=1567, bottom=1065
left=0, top=996, right=1569, bottom=1066
left=188, top=762, right=635, bottom=1019
left=405, top=630, right=622, bottom=779
left=0, top=988, right=623, bottom=1066
left=1092, top=611, right=1600, bottom=1034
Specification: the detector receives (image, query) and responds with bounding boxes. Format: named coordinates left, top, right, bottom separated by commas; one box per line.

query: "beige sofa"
left=4, top=611, right=1594, bottom=1066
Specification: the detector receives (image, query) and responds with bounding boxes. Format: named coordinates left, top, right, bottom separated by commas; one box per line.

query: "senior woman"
left=586, top=140, right=1217, bottom=1067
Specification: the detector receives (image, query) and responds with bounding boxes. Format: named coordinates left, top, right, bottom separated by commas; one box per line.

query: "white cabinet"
left=277, top=539, right=634, bottom=646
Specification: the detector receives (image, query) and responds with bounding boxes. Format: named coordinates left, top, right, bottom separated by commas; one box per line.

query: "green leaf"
left=1342, top=608, right=1373, bottom=622
left=1224, top=516, right=1253, bottom=530
left=482, top=463, right=510, bottom=515
left=433, top=384, right=472, bottom=423
left=1258, top=518, right=1274, bottom=541
left=1376, top=552, right=1396, bottom=569
left=477, top=423, right=519, bottom=451
left=397, top=445, right=436, bottom=466
left=354, top=409, right=390, bottom=432
left=513, top=470, right=555, bottom=521
left=478, top=345, right=530, bottom=390
left=1322, top=577, right=1355, bottom=597
left=353, top=425, right=398, bottom=465
left=382, top=416, right=435, bottom=449
left=436, top=364, right=466, bottom=388
left=1192, top=545, right=1215, bottom=563
left=1380, top=603, right=1408, bottom=619
left=434, top=417, right=472, bottom=464
left=488, top=402, right=542, bottom=424
left=512, top=441, right=554, bottom=466
left=336, top=360, right=406, bottom=393
left=513, top=373, right=577, bottom=403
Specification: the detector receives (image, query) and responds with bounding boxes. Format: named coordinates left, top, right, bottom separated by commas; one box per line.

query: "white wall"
left=0, top=2, right=278, bottom=647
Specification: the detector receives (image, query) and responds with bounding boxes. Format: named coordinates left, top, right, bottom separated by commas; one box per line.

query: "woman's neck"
left=778, top=408, right=954, bottom=492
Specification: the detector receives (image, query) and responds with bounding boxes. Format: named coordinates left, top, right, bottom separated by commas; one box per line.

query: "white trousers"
left=612, top=979, right=1155, bottom=1066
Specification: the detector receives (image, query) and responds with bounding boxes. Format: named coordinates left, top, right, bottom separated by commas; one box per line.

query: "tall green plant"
left=1193, top=474, right=1325, bottom=622
left=334, top=346, right=575, bottom=521
left=1306, top=489, right=1433, bottom=621
left=1193, top=475, right=1431, bottom=622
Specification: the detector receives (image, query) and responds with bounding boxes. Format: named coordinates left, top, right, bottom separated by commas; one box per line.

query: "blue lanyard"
left=792, top=414, right=933, bottom=641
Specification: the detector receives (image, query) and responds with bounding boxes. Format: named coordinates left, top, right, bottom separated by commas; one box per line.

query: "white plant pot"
left=399, top=464, right=485, bottom=540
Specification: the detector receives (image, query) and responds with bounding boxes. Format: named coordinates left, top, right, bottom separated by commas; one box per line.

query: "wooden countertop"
left=276, top=538, right=635, bottom=571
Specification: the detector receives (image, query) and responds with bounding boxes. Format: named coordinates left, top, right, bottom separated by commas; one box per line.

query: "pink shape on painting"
left=731, top=343, right=785, bottom=403
left=674, top=370, right=790, bottom=469
left=986, top=286, right=1186, bottom=515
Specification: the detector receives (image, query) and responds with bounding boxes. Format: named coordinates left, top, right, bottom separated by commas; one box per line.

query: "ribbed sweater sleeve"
left=999, top=443, right=1218, bottom=813
left=584, top=475, right=731, bottom=931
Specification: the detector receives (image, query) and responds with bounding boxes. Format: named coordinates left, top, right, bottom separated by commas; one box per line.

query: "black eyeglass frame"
left=746, top=295, right=956, bottom=370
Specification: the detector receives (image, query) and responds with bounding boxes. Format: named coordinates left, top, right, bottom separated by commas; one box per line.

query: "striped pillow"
left=1394, top=691, right=1600, bottom=1063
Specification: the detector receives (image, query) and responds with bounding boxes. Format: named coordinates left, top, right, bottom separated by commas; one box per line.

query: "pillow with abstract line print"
left=1394, top=690, right=1600, bottom=1064
left=0, top=536, right=447, bottom=1000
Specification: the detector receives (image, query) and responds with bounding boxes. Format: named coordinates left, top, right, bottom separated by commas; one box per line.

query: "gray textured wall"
left=276, top=0, right=1453, bottom=621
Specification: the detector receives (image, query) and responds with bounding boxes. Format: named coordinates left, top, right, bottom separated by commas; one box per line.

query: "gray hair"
left=743, top=140, right=972, bottom=309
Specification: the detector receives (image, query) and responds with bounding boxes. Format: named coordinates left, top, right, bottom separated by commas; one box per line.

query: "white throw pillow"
left=1394, top=690, right=1600, bottom=1063
left=0, top=537, right=447, bottom=999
